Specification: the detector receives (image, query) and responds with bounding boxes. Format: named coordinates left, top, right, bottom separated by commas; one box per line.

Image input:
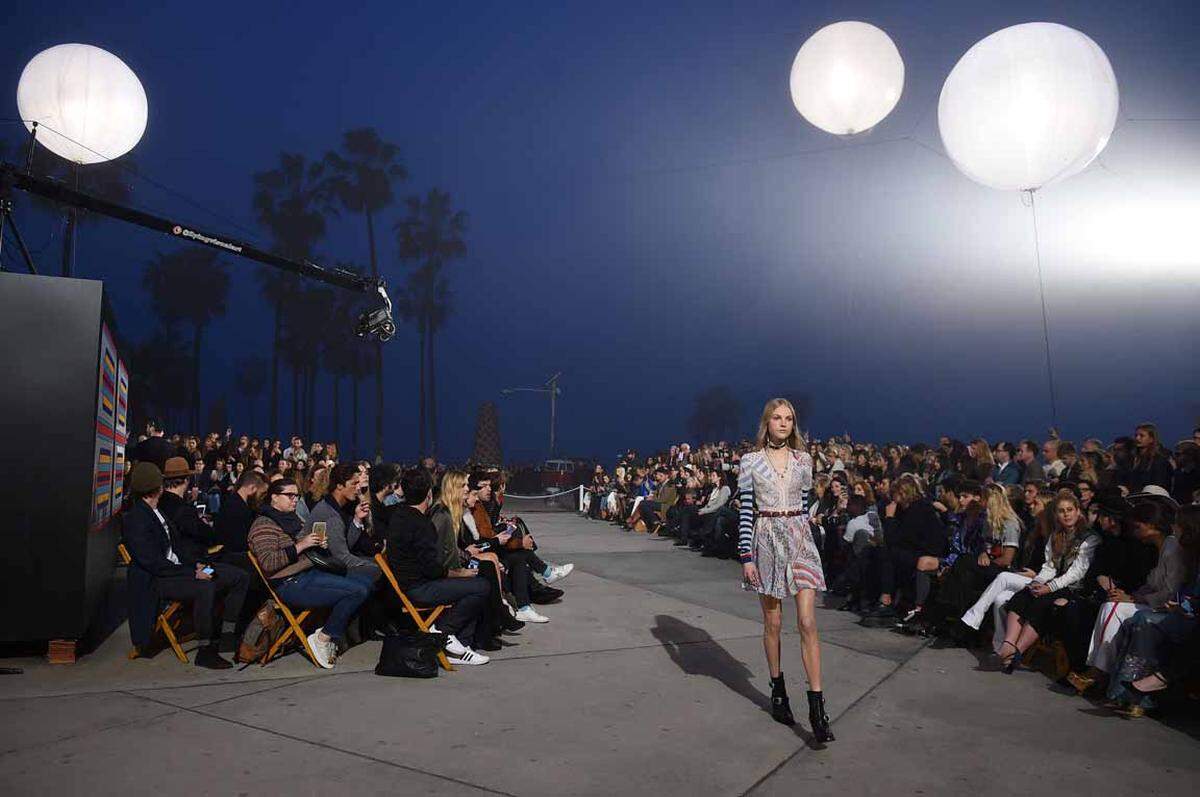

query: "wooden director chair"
left=119, top=543, right=191, bottom=664
left=374, top=553, right=455, bottom=671
left=246, top=552, right=322, bottom=667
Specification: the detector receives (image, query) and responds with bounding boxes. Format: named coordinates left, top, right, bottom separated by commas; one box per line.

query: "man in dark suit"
left=1017, top=440, right=1045, bottom=484
left=130, top=418, right=178, bottom=472
left=213, top=470, right=268, bottom=553
left=124, top=462, right=248, bottom=669
left=991, top=442, right=1022, bottom=486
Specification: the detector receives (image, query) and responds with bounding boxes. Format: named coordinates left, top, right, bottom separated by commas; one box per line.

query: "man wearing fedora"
left=124, top=461, right=249, bottom=669
left=158, top=457, right=220, bottom=555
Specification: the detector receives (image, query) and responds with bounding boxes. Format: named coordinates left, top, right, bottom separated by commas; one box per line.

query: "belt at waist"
left=758, top=509, right=806, bottom=518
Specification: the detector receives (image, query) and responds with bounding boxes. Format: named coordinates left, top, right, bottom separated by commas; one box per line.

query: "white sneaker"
left=543, top=563, right=574, bottom=585
left=307, top=629, right=334, bottom=669
left=515, top=606, right=550, bottom=623
left=443, top=634, right=490, bottom=665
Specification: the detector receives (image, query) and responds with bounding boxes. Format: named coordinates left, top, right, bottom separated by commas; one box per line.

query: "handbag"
left=236, top=600, right=287, bottom=664
left=374, top=631, right=447, bottom=678
left=304, top=547, right=348, bottom=576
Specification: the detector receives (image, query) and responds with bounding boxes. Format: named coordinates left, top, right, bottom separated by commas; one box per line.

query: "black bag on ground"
left=374, top=631, right=447, bottom=678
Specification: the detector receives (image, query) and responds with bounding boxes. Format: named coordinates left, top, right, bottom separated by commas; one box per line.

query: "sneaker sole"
left=447, top=656, right=489, bottom=666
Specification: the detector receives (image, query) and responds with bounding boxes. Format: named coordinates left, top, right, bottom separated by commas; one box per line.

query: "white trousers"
left=961, top=571, right=1032, bottom=653
left=1087, top=601, right=1144, bottom=673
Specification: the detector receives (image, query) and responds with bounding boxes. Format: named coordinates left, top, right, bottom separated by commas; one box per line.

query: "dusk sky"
left=4, top=1, right=1199, bottom=462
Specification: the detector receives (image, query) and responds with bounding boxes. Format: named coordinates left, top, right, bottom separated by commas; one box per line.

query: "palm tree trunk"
left=270, top=300, right=281, bottom=437
left=292, top=366, right=300, bottom=435
left=366, top=210, right=378, bottom=279
left=191, top=322, right=203, bottom=434
left=332, top=374, right=340, bottom=444
left=417, top=318, right=427, bottom=457
left=307, top=363, right=317, bottom=441
left=352, top=376, right=360, bottom=459
left=428, top=325, right=438, bottom=458
left=374, top=343, right=384, bottom=462
left=366, top=209, right=385, bottom=461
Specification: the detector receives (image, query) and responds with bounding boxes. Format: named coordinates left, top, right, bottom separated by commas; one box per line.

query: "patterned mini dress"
left=737, top=448, right=826, bottom=597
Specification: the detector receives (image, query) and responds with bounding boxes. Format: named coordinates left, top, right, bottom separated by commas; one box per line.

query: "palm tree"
left=322, top=264, right=372, bottom=448
left=142, top=248, right=230, bottom=432
left=321, top=128, right=407, bottom=461
left=276, top=285, right=332, bottom=440
left=392, top=270, right=428, bottom=456
left=252, top=153, right=327, bottom=437
left=395, top=188, right=468, bottom=457
left=129, top=318, right=192, bottom=430
left=233, top=355, right=268, bottom=433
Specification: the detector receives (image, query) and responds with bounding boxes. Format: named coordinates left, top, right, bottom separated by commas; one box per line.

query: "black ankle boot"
left=807, top=690, right=835, bottom=743
left=770, top=674, right=795, bottom=726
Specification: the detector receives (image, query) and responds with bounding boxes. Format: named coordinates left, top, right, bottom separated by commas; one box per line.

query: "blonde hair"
left=891, top=474, right=924, bottom=508
left=756, top=398, right=806, bottom=451
left=308, top=467, right=329, bottom=501
left=984, top=483, right=1021, bottom=540
left=437, top=470, right=468, bottom=533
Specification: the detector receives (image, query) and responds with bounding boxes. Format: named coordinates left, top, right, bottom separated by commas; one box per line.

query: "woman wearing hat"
left=1073, top=502, right=1190, bottom=690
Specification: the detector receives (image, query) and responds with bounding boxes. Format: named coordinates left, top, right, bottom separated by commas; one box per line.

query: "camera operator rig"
left=0, top=144, right=395, bottom=341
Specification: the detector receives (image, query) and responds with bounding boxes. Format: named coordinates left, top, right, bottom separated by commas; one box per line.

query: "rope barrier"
left=504, top=485, right=583, bottom=500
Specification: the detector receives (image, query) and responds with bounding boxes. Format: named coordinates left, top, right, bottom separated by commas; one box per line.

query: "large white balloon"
left=17, top=43, right=148, bottom=164
left=938, top=23, right=1118, bottom=191
left=789, top=21, right=905, bottom=136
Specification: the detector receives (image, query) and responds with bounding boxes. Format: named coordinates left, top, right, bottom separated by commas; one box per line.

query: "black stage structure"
left=0, top=147, right=395, bottom=659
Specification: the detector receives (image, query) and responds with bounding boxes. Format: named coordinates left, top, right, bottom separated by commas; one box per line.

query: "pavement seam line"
left=0, top=706, right=181, bottom=759
left=121, top=678, right=309, bottom=710
left=0, top=672, right=318, bottom=703
left=177, top=704, right=518, bottom=796
left=738, top=638, right=931, bottom=797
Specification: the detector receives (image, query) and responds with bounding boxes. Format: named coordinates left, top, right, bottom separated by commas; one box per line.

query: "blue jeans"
left=274, top=569, right=371, bottom=640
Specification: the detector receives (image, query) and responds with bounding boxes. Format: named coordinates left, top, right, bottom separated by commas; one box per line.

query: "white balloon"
left=790, top=21, right=905, bottom=136
left=938, top=22, right=1118, bottom=191
left=17, top=43, right=148, bottom=165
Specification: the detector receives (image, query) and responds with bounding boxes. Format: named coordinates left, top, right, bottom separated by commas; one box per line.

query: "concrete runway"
left=1, top=513, right=1195, bottom=796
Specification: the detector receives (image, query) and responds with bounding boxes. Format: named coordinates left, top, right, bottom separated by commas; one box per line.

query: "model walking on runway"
left=739, top=398, right=834, bottom=742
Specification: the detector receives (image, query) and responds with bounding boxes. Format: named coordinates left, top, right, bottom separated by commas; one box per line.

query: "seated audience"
left=385, top=467, right=492, bottom=665
left=124, top=462, right=249, bottom=669
left=306, top=462, right=381, bottom=586
left=992, top=492, right=1099, bottom=673
left=247, top=478, right=370, bottom=669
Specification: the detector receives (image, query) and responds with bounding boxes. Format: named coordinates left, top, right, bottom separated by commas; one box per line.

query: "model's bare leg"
left=795, top=588, right=822, bottom=691
left=759, top=595, right=783, bottom=677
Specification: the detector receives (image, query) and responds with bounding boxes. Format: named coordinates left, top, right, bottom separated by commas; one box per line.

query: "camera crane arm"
left=0, top=161, right=396, bottom=341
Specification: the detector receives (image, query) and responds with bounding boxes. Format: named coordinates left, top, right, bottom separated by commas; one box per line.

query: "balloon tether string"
left=1027, top=188, right=1058, bottom=431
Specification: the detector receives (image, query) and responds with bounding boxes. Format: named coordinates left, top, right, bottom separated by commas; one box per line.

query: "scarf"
left=259, top=505, right=303, bottom=538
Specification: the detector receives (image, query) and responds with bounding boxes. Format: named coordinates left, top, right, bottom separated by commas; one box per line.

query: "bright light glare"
left=1060, top=199, right=1200, bottom=283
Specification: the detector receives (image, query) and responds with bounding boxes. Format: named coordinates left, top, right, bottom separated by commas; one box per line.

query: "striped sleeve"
left=737, top=457, right=756, bottom=563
